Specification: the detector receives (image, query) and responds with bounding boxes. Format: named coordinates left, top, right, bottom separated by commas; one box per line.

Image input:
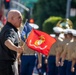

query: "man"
left=61, top=29, right=75, bottom=75
left=20, top=22, right=39, bottom=75
left=71, top=29, right=76, bottom=73
left=0, top=3, right=5, bottom=30
left=47, top=27, right=63, bottom=75
left=56, top=29, right=73, bottom=75
left=0, top=10, right=23, bottom=75
left=20, top=43, right=36, bottom=75
left=37, top=27, right=63, bottom=75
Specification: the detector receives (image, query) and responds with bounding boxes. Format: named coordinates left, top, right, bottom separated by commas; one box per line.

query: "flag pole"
left=21, top=19, right=33, bottom=48
left=22, top=19, right=30, bottom=48
left=24, top=19, right=28, bottom=25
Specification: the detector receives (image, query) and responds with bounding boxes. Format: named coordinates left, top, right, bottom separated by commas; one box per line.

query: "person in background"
left=47, top=27, right=63, bottom=75
left=61, top=29, right=76, bottom=75
left=71, top=29, right=76, bottom=74
left=13, top=29, right=22, bottom=75
left=0, top=9, right=23, bottom=75
left=0, top=2, right=6, bottom=26
left=20, top=22, right=39, bottom=75
left=0, top=2, right=5, bottom=30
left=56, top=29, right=73, bottom=75
left=20, top=42, right=36, bottom=75
left=37, top=53, right=48, bottom=75
left=38, top=27, right=63, bottom=75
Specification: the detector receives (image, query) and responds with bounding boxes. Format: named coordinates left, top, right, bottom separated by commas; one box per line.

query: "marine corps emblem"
left=34, top=35, right=45, bottom=46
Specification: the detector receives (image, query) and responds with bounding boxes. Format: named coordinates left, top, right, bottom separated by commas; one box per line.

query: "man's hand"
left=60, top=61, right=64, bottom=66
left=37, top=63, right=42, bottom=69
left=5, top=39, right=23, bottom=53
left=71, top=67, right=75, bottom=72
left=16, top=46, right=23, bottom=53
left=44, top=58, right=48, bottom=64
left=56, top=61, right=60, bottom=67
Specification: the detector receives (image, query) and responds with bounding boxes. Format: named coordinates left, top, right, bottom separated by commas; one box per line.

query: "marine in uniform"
left=70, top=30, right=76, bottom=74
left=61, top=29, right=76, bottom=75
left=56, top=29, right=73, bottom=75
left=20, top=42, right=36, bottom=75
left=37, top=53, right=48, bottom=75
left=47, top=27, right=63, bottom=75
left=20, top=23, right=39, bottom=75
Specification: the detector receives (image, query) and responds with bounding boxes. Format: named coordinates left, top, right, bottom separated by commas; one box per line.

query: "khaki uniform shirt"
left=71, top=41, right=76, bottom=59
left=49, top=37, right=63, bottom=56
left=20, top=40, right=35, bottom=55
left=63, top=41, right=76, bottom=61
left=23, top=43, right=35, bottom=55
left=60, top=39, right=71, bottom=60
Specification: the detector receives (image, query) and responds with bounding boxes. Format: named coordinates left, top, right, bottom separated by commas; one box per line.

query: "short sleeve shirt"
left=0, top=22, right=19, bottom=61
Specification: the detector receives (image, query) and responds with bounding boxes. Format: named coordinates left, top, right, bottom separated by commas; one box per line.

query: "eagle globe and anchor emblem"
left=56, top=18, right=73, bottom=29
left=29, top=35, right=47, bottom=50
left=55, top=18, right=73, bottom=39
left=34, top=35, right=45, bottom=46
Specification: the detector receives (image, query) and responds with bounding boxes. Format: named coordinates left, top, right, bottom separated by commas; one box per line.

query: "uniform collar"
left=6, top=22, right=18, bottom=32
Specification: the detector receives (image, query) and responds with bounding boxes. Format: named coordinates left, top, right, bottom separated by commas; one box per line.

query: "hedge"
left=42, top=16, right=62, bottom=34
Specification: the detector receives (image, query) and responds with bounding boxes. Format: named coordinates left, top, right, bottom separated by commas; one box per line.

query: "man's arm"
left=60, top=45, right=67, bottom=66
left=71, top=52, right=76, bottom=72
left=37, top=53, right=42, bottom=69
left=5, top=39, right=23, bottom=53
left=56, top=46, right=62, bottom=66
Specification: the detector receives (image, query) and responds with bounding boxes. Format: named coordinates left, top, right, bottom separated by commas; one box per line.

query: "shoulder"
left=2, top=24, right=12, bottom=31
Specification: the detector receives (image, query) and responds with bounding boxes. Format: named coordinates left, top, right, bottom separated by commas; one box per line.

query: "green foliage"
left=71, top=0, right=76, bottom=8
left=70, top=16, right=76, bottom=29
left=33, top=0, right=67, bottom=30
left=42, top=16, right=62, bottom=34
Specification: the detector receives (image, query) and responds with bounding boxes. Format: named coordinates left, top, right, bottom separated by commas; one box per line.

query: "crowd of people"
left=0, top=9, right=76, bottom=75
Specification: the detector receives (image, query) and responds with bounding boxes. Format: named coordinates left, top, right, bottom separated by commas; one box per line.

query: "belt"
left=22, top=54, right=35, bottom=55
left=49, top=54, right=55, bottom=56
left=49, top=55, right=55, bottom=57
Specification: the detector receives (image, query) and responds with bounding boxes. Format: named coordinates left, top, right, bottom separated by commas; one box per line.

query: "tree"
left=42, top=16, right=62, bottom=34
left=71, top=0, right=76, bottom=8
left=33, top=0, right=67, bottom=30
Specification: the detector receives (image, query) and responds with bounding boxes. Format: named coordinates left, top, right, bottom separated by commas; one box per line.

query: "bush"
left=42, top=16, right=62, bottom=34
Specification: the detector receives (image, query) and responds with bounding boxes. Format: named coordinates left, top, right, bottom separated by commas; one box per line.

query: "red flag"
left=26, top=29, right=56, bottom=56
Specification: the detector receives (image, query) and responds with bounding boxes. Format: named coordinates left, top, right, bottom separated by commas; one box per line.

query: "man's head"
left=7, top=10, right=23, bottom=28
